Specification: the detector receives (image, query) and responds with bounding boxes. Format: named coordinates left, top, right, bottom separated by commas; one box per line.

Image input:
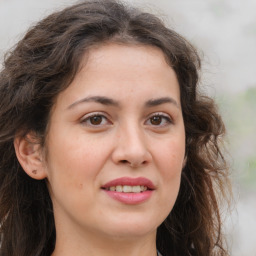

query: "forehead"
left=55, top=43, right=180, bottom=109
left=81, top=43, right=171, bottom=75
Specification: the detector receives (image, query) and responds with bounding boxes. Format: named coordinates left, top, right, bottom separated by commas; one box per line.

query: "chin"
left=107, top=227, right=156, bottom=240
left=101, top=215, right=160, bottom=239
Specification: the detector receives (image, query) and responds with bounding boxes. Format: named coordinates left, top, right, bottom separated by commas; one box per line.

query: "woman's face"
left=44, top=44, right=185, bottom=240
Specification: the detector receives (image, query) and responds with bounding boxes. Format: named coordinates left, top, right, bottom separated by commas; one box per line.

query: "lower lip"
left=103, top=190, right=153, bottom=205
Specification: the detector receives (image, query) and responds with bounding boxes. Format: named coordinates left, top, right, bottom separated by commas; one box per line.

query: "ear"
left=14, top=133, right=47, bottom=180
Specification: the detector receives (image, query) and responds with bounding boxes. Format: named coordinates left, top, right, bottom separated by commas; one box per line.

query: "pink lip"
left=101, top=177, right=155, bottom=205
left=102, top=177, right=155, bottom=189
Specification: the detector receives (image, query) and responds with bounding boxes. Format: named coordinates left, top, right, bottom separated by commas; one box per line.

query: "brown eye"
left=145, top=113, right=172, bottom=127
left=89, top=115, right=103, bottom=125
left=81, top=113, right=110, bottom=127
left=150, top=116, right=162, bottom=125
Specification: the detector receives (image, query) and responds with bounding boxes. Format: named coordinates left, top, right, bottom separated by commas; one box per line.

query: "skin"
left=16, top=43, right=186, bottom=256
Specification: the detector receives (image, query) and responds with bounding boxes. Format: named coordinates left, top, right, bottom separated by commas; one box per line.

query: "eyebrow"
left=145, top=97, right=180, bottom=108
left=67, top=96, right=179, bottom=110
left=67, top=96, right=119, bottom=110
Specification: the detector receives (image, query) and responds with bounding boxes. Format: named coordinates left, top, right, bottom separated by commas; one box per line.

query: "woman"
left=0, top=1, right=230, bottom=255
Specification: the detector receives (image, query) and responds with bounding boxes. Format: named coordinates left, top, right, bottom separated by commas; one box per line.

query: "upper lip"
left=101, top=177, right=156, bottom=190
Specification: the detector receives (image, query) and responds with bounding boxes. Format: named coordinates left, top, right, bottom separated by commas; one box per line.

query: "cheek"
left=155, top=139, right=185, bottom=205
left=157, top=137, right=185, bottom=173
left=45, top=135, right=107, bottom=213
left=46, top=133, right=111, bottom=188
left=161, top=154, right=182, bottom=197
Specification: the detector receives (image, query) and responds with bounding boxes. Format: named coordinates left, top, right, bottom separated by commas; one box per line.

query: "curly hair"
left=0, top=1, right=230, bottom=255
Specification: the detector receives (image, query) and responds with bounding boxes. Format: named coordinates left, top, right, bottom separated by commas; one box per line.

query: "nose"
left=111, top=124, right=152, bottom=168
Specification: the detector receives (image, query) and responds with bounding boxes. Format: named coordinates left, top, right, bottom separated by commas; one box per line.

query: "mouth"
left=101, top=177, right=155, bottom=204
left=101, top=176, right=155, bottom=192
left=102, top=185, right=151, bottom=193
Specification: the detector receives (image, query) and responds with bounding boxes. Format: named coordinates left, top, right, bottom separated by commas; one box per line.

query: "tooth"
left=123, top=185, right=132, bottom=192
left=116, top=185, right=122, bottom=192
left=132, top=186, right=141, bottom=193
left=110, top=185, right=148, bottom=193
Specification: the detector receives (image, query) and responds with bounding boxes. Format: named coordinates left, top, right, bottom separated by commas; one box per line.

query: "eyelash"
left=145, top=113, right=173, bottom=127
left=80, top=112, right=173, bottom=128
left=80, top=112, right=111, bottom=127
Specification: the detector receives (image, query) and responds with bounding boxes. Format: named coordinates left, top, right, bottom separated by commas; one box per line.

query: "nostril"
left=119, top=160, right=148, bottom=167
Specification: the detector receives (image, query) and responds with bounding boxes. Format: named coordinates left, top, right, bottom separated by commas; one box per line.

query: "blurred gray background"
left=0, top=0, right=255, bottom=255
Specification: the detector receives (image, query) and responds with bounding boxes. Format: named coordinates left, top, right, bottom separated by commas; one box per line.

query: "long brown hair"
left=0, top=1, right=230, bottom=255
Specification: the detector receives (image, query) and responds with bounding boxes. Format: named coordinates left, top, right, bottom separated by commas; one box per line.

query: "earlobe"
left=14, top=134, right=47, bottom=180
